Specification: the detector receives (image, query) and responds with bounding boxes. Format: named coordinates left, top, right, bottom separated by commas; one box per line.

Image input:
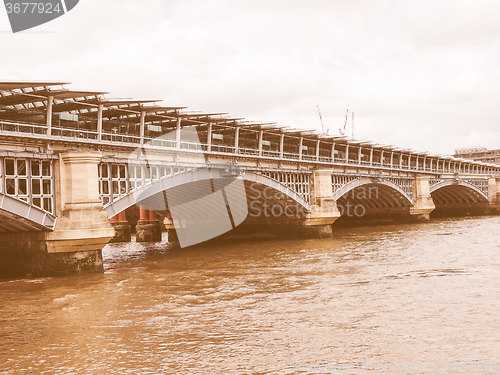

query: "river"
left=0, top=216, right=499, bottom=374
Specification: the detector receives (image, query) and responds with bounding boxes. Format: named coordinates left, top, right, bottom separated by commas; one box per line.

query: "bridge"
left=0, top=81, right=499, bottom=276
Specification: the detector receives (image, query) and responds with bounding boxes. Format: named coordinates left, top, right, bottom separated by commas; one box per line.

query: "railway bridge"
left=0, top=82, right=499, bottom=275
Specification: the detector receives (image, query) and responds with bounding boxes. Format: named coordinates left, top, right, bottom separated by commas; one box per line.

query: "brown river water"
left=0, top=216, right=499, bottom=374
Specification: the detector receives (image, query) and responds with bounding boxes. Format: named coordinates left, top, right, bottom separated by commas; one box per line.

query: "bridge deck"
left=1, top=119, right=499, bottom=177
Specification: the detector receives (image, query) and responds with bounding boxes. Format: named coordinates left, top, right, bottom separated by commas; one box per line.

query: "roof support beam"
left=207, top=122, right=213, bottom=152
left=299, top=137, right=303, bottom=160
left=139, top=111, right=145, bottom=145
left=46, top=96, right=53, bottom=137
left=331, top=143, right=335, bottom=162
left=279, top=133, right=284, bottom=159
left=258, top=130, right=263, bottom=156
left=234, top=127, right=240, bottom=153
left=97, top=104, right=103, bottom=142
left=316, top=140, right=320, bottom=162
left=175, top=117, right=181, bottom=149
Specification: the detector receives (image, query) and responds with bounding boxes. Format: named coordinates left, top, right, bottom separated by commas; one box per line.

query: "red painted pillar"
left=136, top=207, right=161, bottom=242
left=139, top=205, right=149, bottom=223
left=118, top=211, right=127, bottom=223
left=110, top=211, right=131, bottom=243
left=148, top=209, right=157, bottom=222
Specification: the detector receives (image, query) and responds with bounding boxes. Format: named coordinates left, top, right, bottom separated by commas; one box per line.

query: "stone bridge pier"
left=488, top=177, right=500, bottom=213
left=0, top=152, right=114, bottom=276
left=409, top=176, right=436, bottom=221
left=304, top=169, right=341, bottom=237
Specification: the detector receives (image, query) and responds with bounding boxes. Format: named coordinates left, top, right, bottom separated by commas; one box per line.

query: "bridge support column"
left=0, top=152, right=114, bottom=276
left=488, top=178, right=500, bottom=213
left=304, top=169, right=341, bottom=237
left=109, top=211, right=131, bottom=243
left=409, top=176, right=435, bottom=221
left=136, top=206, right=162, bottom=242
left=40, top=151, right=114, bottom=274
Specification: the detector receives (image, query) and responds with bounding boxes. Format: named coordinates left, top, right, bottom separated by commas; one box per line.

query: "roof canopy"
left=0, top=81, right=495, bottom=165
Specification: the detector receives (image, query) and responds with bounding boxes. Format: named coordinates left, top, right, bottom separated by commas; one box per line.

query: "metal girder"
left=429, top=180, right=489, bottom=201
left=332, top=177, right=414, bottom=205
left=105, top=168, right=311, bottom=218
left=0, top=193, right=56, bottom=232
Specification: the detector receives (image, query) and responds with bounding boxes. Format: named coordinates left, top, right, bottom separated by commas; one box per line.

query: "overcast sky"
left=1, top=0, right=499, bottom=154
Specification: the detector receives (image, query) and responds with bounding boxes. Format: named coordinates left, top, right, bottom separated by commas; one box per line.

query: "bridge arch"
left=0, top=192, right=56, bottom=231
left=332, top=177, right=414, bottom=205
left=429, top=180, right=489, bottom=204
left=332, top=177, right=415, bottom=221
left=105, top=168, right=311, bottom=219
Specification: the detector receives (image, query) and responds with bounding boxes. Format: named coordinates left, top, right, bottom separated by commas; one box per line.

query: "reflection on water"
left=0, top=216, right=499, bottom=374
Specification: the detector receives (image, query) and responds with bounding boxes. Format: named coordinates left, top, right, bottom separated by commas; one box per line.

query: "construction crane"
left=339, top=109, right=349, bottom=136
left=316, top=105, right=327, bottom=135
left=317, top=106, right=355, bottom=137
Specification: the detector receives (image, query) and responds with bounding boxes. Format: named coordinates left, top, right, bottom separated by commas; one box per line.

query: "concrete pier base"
left=43, top=249, right=104, bottom=274
left=110, top=223, right=131, bottom=243
left=0, top=232, right=104, bottom=277
left=136, top=222, right=162, bottom=242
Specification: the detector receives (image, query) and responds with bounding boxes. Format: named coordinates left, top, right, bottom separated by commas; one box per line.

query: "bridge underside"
left=110, top=178, right=319, bottom=243
left=0, top=193, right=56, bottom=232
left=106, top=174, right=500, bottom=242
left=430, top=185, right=492, bottom=217
left=0, top=209, right=48, bottom=232
left=334, top=183, right=413, bottom=225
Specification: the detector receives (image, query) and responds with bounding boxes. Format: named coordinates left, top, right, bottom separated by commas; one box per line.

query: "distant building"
left=454, top=147, right=500, bottom=164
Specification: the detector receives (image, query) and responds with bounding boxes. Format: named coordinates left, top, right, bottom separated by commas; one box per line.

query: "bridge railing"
left=211, top=144, right=236, bottom=154
left=262, top=150, right=281, bottom=158
left=238, top=147, right=260, bottom=156
left=283, top=152, right=300, bottom=160
left=302, top=155, right=317, bottom=162
left=0, top=120, right=48, bottom=135
left=53, top=127, right=100, bottom=140
left=319, top=156, right=332, bottom=163
left=1, top=120, right=499, bottom=176
left=103, top=132, right=141, bottom=144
